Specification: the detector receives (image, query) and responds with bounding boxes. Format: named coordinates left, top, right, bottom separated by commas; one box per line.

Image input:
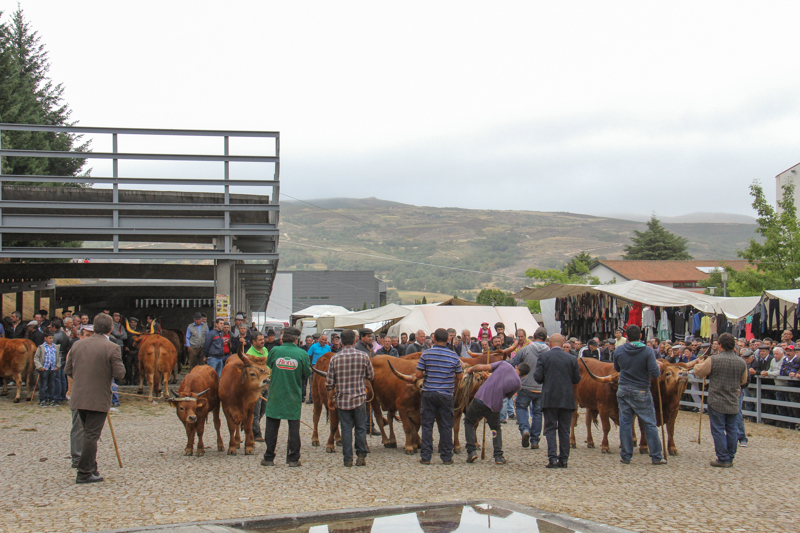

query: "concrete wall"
left=776, top=162, right=800, bottom=214
left=278, top=270, right=386, bottom=313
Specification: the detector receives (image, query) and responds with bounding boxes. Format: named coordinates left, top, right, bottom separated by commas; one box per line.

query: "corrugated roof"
left=593, top=260, right=753, bottom=282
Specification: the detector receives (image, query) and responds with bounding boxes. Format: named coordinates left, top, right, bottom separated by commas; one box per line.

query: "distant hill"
left=606, top=212, right=757, bottom=224
left=279, top=199, right=759, bottom=300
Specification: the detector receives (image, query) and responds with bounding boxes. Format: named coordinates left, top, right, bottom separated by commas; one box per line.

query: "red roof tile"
left=592, top=260, right=753, bottom=283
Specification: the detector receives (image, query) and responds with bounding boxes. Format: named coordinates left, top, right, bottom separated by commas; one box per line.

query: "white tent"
left=291, top=305, right=351, bottom=319
left=387, top=305, right=539, bottom=337
left=333, top=303, right=412, bottom=329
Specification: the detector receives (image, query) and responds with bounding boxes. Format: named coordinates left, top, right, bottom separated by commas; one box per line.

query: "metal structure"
left=0, top=123, right=280, bottom=313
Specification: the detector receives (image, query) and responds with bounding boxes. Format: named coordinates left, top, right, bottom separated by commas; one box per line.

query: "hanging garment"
left=700, top=315, right=711, bottom=339
left=657, top=309, right=671, bottom=341
left=693, top=312, right=704, bottom=336
left=709, top=316, right=718, bottom=338
left=745, top=315, right=754, bottom=341
left=629, top=302, right=643, bottom=327
left=642, top=307, right=657, bottom=329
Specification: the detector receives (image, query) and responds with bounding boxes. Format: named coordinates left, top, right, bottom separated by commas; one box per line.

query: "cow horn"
left=196, top=388, right=210, bottom=398
left=124, top=318, right=140, bottom=336
left=312, top=367, right=328, bottom=378
left=580, top=358, right=617, bottom=384
left=149, top=321, right=155, bottom=334
left=387, top=360, right=416, bottom=384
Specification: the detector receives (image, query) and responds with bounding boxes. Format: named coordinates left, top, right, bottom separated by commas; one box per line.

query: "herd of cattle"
left=0, top=332, right=693, bottom=459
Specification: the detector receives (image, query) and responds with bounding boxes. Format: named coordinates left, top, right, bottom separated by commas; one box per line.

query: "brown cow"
left=0, top=338, right=36, bottom=403
left=137, top=334, right=178, bottom=401
left=459, top=350, right=508, bottom=366
left=570, top=357, right=620, bottom=453
left=576, top=358, right=691, bottom=456
left=162, top=329, right=184, bottom=383
left=310, top=351, right=341, bottom=451
left=218, top=348, right=270, bottom=455
left=168, top=365, right=224, bottom=456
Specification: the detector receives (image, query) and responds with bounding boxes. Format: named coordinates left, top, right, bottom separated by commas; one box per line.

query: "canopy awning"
left=386, top=305, right=539, bottom=337
left=333, top=303, right=411, bottom=328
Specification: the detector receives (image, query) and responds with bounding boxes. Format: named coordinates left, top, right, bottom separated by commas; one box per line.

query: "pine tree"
left=623, top=215, right=692, bottom=260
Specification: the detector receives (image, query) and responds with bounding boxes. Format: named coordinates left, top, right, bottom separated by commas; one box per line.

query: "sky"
left=2, top=1, right=800, bottom=218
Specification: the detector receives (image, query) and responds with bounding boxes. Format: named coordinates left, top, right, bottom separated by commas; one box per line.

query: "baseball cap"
left=787, top=345, right=796, bottom=351
left=587, top=339, right=598, bottom=346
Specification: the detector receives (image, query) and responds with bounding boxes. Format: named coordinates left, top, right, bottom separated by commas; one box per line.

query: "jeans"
left=38, top=369, right=57, bottom=402
left=263, top=417, right=301, bottom=463
left=617, top=387, right=663, bottom=462
left=542, top=408, right=573, bottom=462
left=301, top=376, right=308, bottom=401
left=76, top=410, right=106, bottom=479
left=515, top=389, right=542, bottom=444
left=207, top=355, right=228, bottom=378
left=57, top=367, right=68, bottom=401
left=464, top=399, right=503, bottom=459
left=708, top=406, right=738, bottom=464
left=338, top=403, right=368, bottom=462
left=111, top=380, right=119, bottom=405
left=252, top=397, right=266, bottom=438
left=420, top=391, right=454, bottom=462
left=736, top=389, right=747, bottom=443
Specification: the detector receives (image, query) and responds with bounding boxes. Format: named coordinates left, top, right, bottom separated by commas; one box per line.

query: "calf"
left=571, top=357, right=620, bottom=453
left=218, top=348, right=270, bottom=455
left=637, top=360, right=691, bottom=456
left=0, top=338, right=36, bottom=403
left=168, top=365, right=224, bottom=456
left=137, top=334, right=178, bottom=401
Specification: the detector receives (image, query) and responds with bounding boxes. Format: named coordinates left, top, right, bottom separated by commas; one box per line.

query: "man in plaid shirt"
left=326, top=329, right=375, bottom=467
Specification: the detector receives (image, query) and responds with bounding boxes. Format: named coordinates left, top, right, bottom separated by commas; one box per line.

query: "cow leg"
left=235, top=422, right=242, bottom=448
left=326, top=408, right=339, bottom=453
left=311, top=400, right=322, bottom=447
left=170, top=363, right=178, bottom=384
left=146, top=372, right=156, bottom=402
left=11, top=372, right=22, bottom=403
left=637, top=417, right=649, bottom=454
left=213, top=405, right=224, bottom=451
left=224, top=409, right=238, bottom=455
left=184, top=422, right=196, bottom=456
left=137, top=370, right=144, bottom=395
left=385, top=409, right=397, bottom=448
left=0, top=377, right=7, bottom=396
left=570, top=410, right=579, bottom=448
left=452, top=411, right=462, bottom=454
left=398, top=408, right=416, bottom=455
left=195, top=416, right=206, bottom=457
left=585, top=409, right=596, bottom=448
left=372, top=397, right=390, bottom=447
left=243, top=406, right=256, bottom=455
left=667, top=410, right=679, bottom=456
left=162, top=371, right=170, bottom=400
left=599, top=409, right=612, bottom=453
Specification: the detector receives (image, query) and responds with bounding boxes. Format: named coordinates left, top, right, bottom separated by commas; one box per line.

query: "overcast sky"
left=3, top=1, right=800, bottom=217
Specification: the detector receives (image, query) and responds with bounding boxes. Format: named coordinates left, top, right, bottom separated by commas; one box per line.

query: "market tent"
left=333, top=303, right=412, bottom=329
left=714, top=296, right=762, bottom=321
left=763, top=289, right=800, bottom=304
left=514, top=283, right=601, bottom=300
left=386, top=305, right=539, bottom=337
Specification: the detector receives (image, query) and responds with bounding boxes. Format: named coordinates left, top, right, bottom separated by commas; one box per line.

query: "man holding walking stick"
left=64, top=313, right=126, bottom=484
left=692, top=332, right=748, bottom=468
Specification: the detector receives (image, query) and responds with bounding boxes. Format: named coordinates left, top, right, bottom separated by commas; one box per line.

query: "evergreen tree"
left=623, top=215, right=692, bottom=260
left=564, top=251, right=596, bottom=277
left=476, top=288, right=516, bottom=306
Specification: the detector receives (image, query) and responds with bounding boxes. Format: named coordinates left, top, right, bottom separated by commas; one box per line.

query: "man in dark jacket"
left=354, top=328, right=375, bottom=357
left=533, top=334, right=581, bottom=468
left=203, top=318, right=226, bottom=377
left=614, top=325, right=666, bottom=465
left=404, top=331, right=424, bottom=356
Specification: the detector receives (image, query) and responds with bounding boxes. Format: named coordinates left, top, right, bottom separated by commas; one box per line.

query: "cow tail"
left=153, top=340, right=162, bottom=396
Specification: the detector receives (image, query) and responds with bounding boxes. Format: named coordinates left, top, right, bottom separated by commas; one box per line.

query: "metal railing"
left=0, top=123, right=280, bottom=260
left=681, top=376, right=800, bottom=426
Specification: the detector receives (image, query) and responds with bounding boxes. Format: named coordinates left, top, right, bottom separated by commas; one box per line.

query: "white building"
left=776, top=162, right=800, bottom=212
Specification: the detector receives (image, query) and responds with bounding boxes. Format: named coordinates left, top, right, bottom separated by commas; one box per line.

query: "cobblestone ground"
left=1, top=388, right=797, bottom=533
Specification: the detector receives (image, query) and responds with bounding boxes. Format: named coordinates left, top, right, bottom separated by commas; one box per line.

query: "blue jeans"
left=515, top=389, right=542, bottom=444
left=735, top=389, right=747, bottom=443
left=58, top=367, right=68, bottom=401
left=338, top=403, right=368, bottom=462
left=707, top=406, right=738, bottom=464
left=38, top=370, right=56, bottom=402
left=617, top=387, right=663, bottom=462
left=207, top=356, right=228, bottom=378
left=111, top=380, right=119, bottom=405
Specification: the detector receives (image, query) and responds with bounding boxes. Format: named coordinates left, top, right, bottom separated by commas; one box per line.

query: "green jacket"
left=264, top=343, right=311, bottom=420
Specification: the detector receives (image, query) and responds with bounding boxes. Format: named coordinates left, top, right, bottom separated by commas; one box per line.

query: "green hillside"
left=279, top=199, right=758, bottom=301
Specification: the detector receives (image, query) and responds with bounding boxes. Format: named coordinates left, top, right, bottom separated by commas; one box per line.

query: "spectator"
left=26, top=320, right=44, bottom=346
left=781, top=329, right=794, bottom=344
left=600, top=339, right=614, bottom=362
left=248, top=332, right=270, bottom=443
left=110, top=312, right=127, bottom=348
left=458, top=329, right=480, bottom=357
left=308, top=334, right=331, bottom=366
left=232, top=324, right=252, bottom=354
left=666, top=345, right=682, bottom=364
left=511, top=326, right=547, bottom=450
left=326, top=329, right=375, bottom=467
left=579, top=339, right=601, bottom=359
left=494, top=323, right=513, bottom=349
left=203, top=318, right=227, bottom=378
left=184, top=312, right=208, bottom=370
left=390, top=335, right=400, bottom=352
left=477, top=322, right=492, bottom=341
left=404, top=331, right=424, bottom=356
left=415, top=328, right=463, bottom=465
left=330, top=333, right=342, bottom=354
left=8, top=311, right=23, bottom=339
left=264, top=329, right=282, bottom=352
left=354, top=328, right=375, bottom=358
left=34, top=332, right=61, bottom=406
left=230, top=313, right=246, bottom=342
left=762, top=346, right=786, bottom=425
left=375, top=336, right=399, bottom=357
left=778, top=346, right=800, bottom=428
left=614, top=328, right=627, bottom=349
left=399, top=332, right=409, bottom=353
left=144, top=314, right=161, bottom=335
left=738, top=349, right=755, bottom=442
left=693, top=333, right=748, bottom=467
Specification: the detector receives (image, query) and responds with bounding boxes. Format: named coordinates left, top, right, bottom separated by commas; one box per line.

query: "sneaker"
left=260, top=459, right=274, bottom=467
left=39, top=401, right=46, bottom=407
left=287, top=461, right=302, bottom=467
left=356, top=456, right=366, bottom=467
left=467, top=451, right=478, bottom=463
left=531, top=442, right=540, bottom=450
left=620, top=458, right=630, bottom=465
left=521, top=431, right=530, bottom=448
left=738, top=441, right=748, bottom=448
left=48, top=400, right=56, bottom=406
left=710, top=460, right=732, bottom=468
left=652, top=459, right=668, bottom=465
left=495, top=457, right=507, bottom=465
left=558, top=460, right=568, bottom=468
left=419, top=458, right=431, bottom=465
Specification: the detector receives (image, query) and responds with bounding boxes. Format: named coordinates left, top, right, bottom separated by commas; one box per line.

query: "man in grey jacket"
left=511, top=326, right=548, bottom=449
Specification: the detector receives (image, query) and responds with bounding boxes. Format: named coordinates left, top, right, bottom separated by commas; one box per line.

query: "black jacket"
left=404, top=342, right=423, bottom=356
left=533, top=346, right=581, bottom=410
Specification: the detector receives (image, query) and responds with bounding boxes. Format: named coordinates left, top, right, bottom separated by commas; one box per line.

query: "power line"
left=281, top=194, right=365, bottom=223
left=282, top=240, right=529, bottom=280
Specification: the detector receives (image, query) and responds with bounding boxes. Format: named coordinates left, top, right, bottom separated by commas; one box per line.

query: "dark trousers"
left=263, top=417, right=301, bottom=463
left=301, top=377, right=308, bottom=401
left=252, top=397, right=266, bottom=438
left=57, top=367, right=68, bottom=401
left=338, top=403, right=368, bottom=462
left=38, top=369, right=57, bottom=402
left=420, top=391, right=454, bottom=462
left=708, top=406, right=738, bottom=464
left=76, top=410, right=106, bottom=480
left=463, top=399, right=503, bottom=459
left=768, top=299, right=780, bottom=331
left=542, top=408, right=574, bottom=463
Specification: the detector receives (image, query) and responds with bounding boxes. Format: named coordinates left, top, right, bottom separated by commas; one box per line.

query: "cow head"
left=387, top=360, right=424, bottom=389
left=239, top=351, right=270, bottom=392
left=167, top=388, right=210, bottom=424
left=657, top=360, right=690, bottom=399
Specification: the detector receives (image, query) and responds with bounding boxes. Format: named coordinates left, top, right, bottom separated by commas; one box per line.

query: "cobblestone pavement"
left=1, top=389, right=797, bottom=533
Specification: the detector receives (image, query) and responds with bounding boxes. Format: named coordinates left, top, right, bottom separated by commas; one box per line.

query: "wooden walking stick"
left=106, top=413, right=123, bottom=468
left=696, top=343, right=712, bottom=445
left=29, top=372, right=40, bottom=403
left=656, top=376, right=667, bottom=460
